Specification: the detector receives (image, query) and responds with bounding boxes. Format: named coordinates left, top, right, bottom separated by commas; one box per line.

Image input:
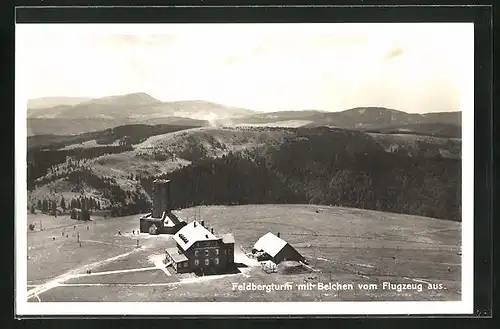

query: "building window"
left=228, top=249, right=232, bottom=255
left=195, top=259, right=199, bottom=266
left=195, top=250, right=199, bottom=257
left=215, top=248, right=219, bottom=255
left=205, top=259, right=209, bottom=265
left=215, top=258, right=219, bottom=265
left=205, top=250, right=209, bottom=257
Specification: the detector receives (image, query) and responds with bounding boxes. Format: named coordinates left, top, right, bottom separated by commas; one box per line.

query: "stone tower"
left=152, top=179, right=171, bottom=218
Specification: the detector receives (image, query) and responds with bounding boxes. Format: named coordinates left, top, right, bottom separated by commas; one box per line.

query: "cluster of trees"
left=32, top=195, right=102, bottom=214
left=70, top=208, right=90, bottom=221
left=127, top=173, right=143, bottom=181
left=33, top=198, right=60, bottom=215
left=68, top=195, right=101, bottom=211
left=108, top=190, right=152, bottom=217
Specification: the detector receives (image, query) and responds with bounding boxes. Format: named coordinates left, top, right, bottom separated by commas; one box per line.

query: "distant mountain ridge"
left=27, top=93, right=257, bottom=121
left=26, top=93, right=461, bottom=136
left=226, top=106, right=461, bottom=128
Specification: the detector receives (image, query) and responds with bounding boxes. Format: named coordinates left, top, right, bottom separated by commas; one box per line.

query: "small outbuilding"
left=252, top=232, right=306, bottom=264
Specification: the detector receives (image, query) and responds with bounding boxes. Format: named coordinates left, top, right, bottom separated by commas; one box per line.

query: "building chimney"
left=277, top=232, right=280, bottom=238
left=201, top=220, right=205, bottom=227
left=211, top=227, right=214, bottom=234
left=194, top=221, right=197, bottom=227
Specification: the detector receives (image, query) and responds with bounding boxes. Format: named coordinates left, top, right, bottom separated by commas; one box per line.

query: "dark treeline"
left=27, top=124, right=199, bottom=151
left=141, top=129, right=461, bottom=221
left=361, top=123, right=461, bottom=139
left=27, top=124, right=199, bottom=189
left=27, top=146, right=133, bottom=189
left=32, top=194, right=101, bottom=214
left=263, top=129, right=461, bottom=221
left=140, top=155, right=301, bottom=208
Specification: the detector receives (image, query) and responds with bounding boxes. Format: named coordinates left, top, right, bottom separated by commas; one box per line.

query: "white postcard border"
left=15, top=22, right=474, bottom=316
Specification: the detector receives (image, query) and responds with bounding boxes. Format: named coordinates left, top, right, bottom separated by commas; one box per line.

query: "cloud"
left=20, top=24, right=470, bottom=113
left=383, top=46, right=404, bottom=60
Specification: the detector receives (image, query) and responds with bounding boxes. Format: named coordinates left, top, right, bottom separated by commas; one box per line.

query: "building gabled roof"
left=222, top=233, right=235, bottom=244
left=253, top=232, right=288, bottom=257
left=163, top=211, right=185, bottom=227
left=173, top=221, right=218, bottom=251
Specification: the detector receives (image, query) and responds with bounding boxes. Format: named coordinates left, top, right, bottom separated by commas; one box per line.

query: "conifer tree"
left=60, top=196, right=66, bottom=211
left=42, top=199, right=49, bottom=213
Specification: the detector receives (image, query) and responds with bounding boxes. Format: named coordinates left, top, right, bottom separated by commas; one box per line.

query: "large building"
left=165, top=221, right=235, bottom=275
left=139, top=179, right=186, bottom=235
left=252, top=232, right=305, bottom=264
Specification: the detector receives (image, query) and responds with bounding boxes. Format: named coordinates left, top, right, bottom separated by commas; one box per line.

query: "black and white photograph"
left=15, top=22, right=474, bottom=315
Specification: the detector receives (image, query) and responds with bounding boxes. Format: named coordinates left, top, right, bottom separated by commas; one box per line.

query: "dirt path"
left=27, top=247, right=144, bottom=299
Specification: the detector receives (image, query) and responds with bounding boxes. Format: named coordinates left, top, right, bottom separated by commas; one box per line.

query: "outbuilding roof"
left=173, top=221, right=218, bottom=251
left=222, top=233, right=235, bottom=244
left=253, top=232, right=288, bottom=257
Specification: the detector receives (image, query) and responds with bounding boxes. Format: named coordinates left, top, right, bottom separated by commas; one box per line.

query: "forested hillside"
left=139, top=128, right=461, bottom=221
left=28, top=125, right=461, bottom=222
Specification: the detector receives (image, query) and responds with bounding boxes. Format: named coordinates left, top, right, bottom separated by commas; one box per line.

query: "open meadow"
left=25, top=204, right=461, bottom=302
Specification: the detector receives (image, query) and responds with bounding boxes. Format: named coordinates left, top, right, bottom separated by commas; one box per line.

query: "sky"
left=16, top=23, right=474, bottom=113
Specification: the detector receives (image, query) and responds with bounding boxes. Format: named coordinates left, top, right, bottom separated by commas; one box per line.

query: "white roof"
left=162, top=211, right=184, bottom=227
left=173, top=221, right=218, bottom=251
left=253, top=232, right=288, bottom=257
left=222, top=233, right=235, bottom=244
